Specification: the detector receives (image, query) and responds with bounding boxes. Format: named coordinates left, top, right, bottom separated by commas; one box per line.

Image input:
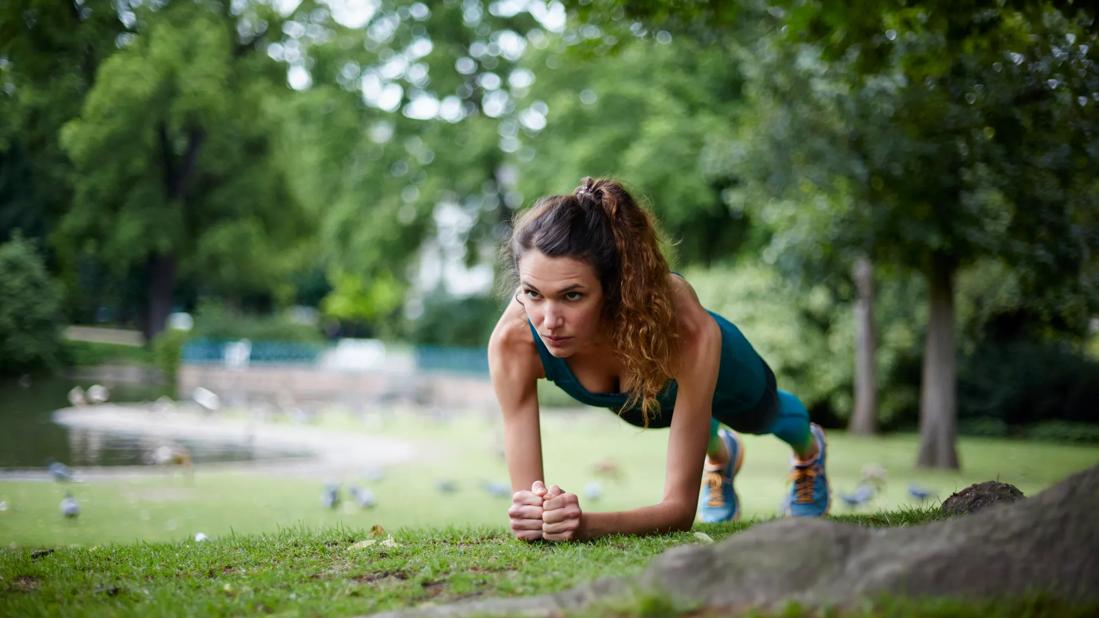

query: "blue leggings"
left=710, top=389, right=812, bottom=454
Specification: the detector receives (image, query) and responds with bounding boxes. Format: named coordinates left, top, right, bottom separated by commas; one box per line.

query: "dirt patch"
left=10, top=575, right=40, bottom=592
left=354, top=570, right=410, bottom=584
left=942, top=480, right=1024, bottom=515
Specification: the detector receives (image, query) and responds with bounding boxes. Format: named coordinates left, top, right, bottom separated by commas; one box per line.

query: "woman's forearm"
left=579, top=500, right=695, bottom=539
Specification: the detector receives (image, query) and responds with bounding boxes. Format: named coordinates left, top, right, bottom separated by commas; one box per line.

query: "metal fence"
left=181, top=339, right=488, bottom=375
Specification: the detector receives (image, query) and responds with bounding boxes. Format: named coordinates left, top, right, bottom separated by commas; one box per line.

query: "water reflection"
left=0, top=375, right=309, bottom=468
left=64, top=428, right=307, bottom=466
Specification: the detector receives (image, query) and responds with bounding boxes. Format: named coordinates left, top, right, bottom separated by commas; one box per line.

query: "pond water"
left=0, top=375, right=310, bottom=469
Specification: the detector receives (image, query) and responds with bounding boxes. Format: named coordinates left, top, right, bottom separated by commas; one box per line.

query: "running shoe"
left=698, top=428, right=744, bottom=522
left=783, top=422, right=831, bottom=517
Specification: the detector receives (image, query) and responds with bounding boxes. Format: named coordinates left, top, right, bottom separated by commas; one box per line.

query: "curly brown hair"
left=506, top=177, right=678, bottom=425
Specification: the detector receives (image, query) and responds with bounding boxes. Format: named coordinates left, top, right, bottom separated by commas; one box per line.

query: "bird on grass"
left=584, top=481, right=603, bottom=502
left=48, top=460, right=73, bottom=482
left=348, top=486, right=377, bottom=509
left=840, top=484, right=875, bottom=509
left=60, top=493, right=80, bottom=519
left=908, top=483, right=936, bottom=502
left=435, top=480, right=458, bottom=493
left=67, top=386, right=87, bottom=407
left=322, top=483, right=341, bottom=509
left=480, top=480, right=510, bottom=498
left=86, top=384, right=110, bottom=404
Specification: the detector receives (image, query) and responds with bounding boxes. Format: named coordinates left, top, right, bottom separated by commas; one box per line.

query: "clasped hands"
left=508, top=480, right=583, bottom=542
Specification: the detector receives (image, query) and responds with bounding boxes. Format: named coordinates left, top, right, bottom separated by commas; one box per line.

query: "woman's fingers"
left=542, top=492, right=579, bottom=512
left=507, top=504, right=543, bottom=519
left=541, top=503, right=580, bottom=524
left=511, top=490, right=544, bottom=506
left=531, top=480, right=547, bottom=497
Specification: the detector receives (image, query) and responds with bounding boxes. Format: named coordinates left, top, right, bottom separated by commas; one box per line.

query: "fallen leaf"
left=347, top=539, right=377, bottom=551
left=693, top=532, right=714, bottom=544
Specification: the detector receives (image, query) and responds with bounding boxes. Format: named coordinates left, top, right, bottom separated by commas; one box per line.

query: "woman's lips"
left=543, top=334, right=571, bottom=345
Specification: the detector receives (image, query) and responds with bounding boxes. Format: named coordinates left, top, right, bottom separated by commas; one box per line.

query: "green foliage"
left=54, top=0, right=313, bottom=336
left=958, top=340, right=1099, bottom=427
left=61, top=340, right=153, bottom=368
left=151, top=327, right=188, bottom=389
left=189, top=300, right=323, bottom=343
left=685, top=263, right=923, bottom=427
left=513, top=34, right=749, bottom=265
left=0, top=235, right=63, bottom=374
left=402, top=288, right=501, bottom=347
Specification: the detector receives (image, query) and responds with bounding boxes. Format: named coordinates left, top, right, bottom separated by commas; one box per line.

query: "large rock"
left=368, top=465, right=1099, bottom=617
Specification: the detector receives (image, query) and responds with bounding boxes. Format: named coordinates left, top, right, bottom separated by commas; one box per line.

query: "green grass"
left=1, top=410, right=1097, bottom=547
left=1, top=409, right=1097, bottom=615
left=3, top=517, right=1095, bottom=617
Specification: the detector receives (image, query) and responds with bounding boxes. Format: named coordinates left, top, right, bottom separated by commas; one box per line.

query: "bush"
left=403, top=288, right=502, bottom=348
left=152, top=328, right=189, bottom=389
left=958, top=340, right=1099, bottom=426
left=0, top=235, right=63, bottom=374
left=190, top=300, right=323, bottom=343
left=1025, top=421, right=1099, bottom=445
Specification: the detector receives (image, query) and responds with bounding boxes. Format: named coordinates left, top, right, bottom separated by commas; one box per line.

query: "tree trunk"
left=916, top=256, right=960, bottom=469
left=144, top=252, right=177, bottom=341
left=848, top=255, right=878, bottom=435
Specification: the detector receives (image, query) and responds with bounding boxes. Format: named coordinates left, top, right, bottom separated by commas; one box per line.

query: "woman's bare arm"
left=488, top=298, right=547, bottom=539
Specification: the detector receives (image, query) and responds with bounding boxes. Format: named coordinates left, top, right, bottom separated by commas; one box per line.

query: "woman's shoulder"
left=667, top=273, right=720, bottom=352
left=488, top=297, right=544, bottom=379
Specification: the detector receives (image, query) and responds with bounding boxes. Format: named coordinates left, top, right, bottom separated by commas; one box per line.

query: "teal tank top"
left=528, top=310, right=777, bottom=431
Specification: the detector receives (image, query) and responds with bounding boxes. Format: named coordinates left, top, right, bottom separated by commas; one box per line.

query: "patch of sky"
left=490, top=0, right=527, bottom=18
left=408, top=37, right=434, bottom=60
left=406, top=63, right=429, bottom=88
left=368, top=120, right=394, bottom=144
left=404, top=92, right=440, bottom=120
left=282, top=40, right=303, bottom=64
left=482, top=90, right=510, bottom=118
left=379, top=55, right=408, bottom=80
left=409, top=2, right=429, bottom=21
left=368, top=12, right=399, bottom=44
left=321, top=0, right=376, bottom=28
left=439, top=96, right=466, bottom=123
left=508, top=68, right=534, bottom=90
left=478, top=72, right=502, bottom=90
left=288, top=64, right=313, bottom=91
left=283, top=20, right=306, bottom=38
left=456, top=57, right=477, bottom=75
left=493, top=30, right=527, bottom=61
left=271, top=0, right=301, bottom=17
left=529, top=1, right=566, bottom=33
left=519, top=106, right=546, bottom=132
left=463, top=0, right=483, bottom=25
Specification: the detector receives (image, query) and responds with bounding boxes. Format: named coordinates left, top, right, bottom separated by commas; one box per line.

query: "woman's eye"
left=565, top=292, right=583, bottom=301
left=524, top=289, right=540, bottom=299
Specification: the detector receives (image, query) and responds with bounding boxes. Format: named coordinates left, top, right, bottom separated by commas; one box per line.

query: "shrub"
left=189, top=299, right=323, bottom=343
left=152, top=328, right=189, bottom=389
left=958, top=340, right=1099, bottom=426
left=0, top=235, right=63, bottom=374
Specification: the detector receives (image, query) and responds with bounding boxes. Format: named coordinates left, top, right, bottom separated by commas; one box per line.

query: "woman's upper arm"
left=488, top=303, right=545, bottom=491
left=661, top=283, right=722, bottom=522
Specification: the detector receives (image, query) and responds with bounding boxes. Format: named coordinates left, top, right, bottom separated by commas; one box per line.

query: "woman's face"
left=516, top=249, right=606, bottom=358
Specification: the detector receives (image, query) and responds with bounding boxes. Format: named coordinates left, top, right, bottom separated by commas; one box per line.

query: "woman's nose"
left=543, top=304, right=564, bottom=328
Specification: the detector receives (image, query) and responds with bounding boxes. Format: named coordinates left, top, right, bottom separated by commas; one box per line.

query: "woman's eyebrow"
left=520, top=281, right=586, bottom=294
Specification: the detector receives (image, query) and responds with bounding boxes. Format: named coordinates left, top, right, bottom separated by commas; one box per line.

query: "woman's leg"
left=766, top=390, right=817, bottom=461
left=766, top=389, right=829, bottom=516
